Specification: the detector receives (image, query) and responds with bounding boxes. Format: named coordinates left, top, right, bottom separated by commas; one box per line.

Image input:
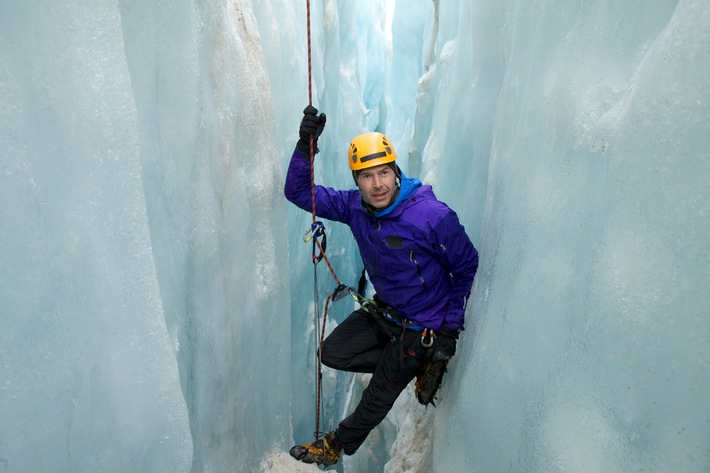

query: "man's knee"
left=320, top=337, right=342, bottom=369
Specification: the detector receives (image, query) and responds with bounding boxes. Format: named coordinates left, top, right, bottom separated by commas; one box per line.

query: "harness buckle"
left=361, top=300, right=376, bottom=314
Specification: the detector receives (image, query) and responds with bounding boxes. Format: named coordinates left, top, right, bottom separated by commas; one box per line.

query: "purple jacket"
left=284, top=147, right=478, bottom=331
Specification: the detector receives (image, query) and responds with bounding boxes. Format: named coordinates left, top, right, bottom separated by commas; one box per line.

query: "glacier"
left=1, top=0, right=708, bottom=472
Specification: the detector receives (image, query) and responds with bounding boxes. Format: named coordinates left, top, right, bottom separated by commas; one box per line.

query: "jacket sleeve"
left=431, top=210, right=478, bottom=330
left=284, top=146, right=354, bottom=224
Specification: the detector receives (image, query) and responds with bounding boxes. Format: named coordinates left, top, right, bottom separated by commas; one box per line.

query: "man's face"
left=357, top=164, right=397, bottom=209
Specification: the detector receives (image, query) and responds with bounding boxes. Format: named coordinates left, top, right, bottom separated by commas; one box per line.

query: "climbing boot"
left=415, top=359, right=448, bottom=407
left=289, top=431, right=342, bottom=467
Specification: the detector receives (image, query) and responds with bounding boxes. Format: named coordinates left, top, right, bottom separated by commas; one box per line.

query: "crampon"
left=415, top=359, right=448, bottom=407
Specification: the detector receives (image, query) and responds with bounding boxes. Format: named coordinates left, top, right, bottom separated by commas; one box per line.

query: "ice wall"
left=1, top=1, right=292, bottom=472
left=0, top=2, right=193, bottom=471
left=120, top=1, right=293, bottom=471
left=429, top=1, right=710, bottom=472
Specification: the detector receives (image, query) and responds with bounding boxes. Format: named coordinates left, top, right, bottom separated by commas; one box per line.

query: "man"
left=285, top=105, right=478, bottom=467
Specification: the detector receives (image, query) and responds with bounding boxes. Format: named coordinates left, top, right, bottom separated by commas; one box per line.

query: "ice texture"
left=1, top=0, right=707, bottom=472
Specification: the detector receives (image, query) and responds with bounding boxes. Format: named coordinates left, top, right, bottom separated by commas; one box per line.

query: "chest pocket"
left=386, top=236, right=403, bottom=248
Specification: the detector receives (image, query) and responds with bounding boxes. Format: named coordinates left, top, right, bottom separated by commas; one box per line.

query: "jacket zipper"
left=410, top=250, right=425, bottom=286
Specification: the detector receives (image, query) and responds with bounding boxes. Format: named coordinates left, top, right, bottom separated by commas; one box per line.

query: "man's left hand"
left=432, top=327, right=459, bottom=362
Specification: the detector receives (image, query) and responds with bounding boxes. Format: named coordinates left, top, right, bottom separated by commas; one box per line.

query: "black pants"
left=321, top=308, right=432, bottom=455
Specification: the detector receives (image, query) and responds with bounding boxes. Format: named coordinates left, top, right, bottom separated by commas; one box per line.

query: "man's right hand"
left=297, top=105, right=327, bottom=154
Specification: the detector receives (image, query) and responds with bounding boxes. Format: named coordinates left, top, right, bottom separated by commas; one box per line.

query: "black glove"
left=297, top=105, right=327, bottom=154
left=431, top=327, right=459, bottom=362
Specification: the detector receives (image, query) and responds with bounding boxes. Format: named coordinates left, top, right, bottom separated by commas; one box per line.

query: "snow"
left=260, top=452, right=322, bottom=473
left=1, top=0, right=708, bottom=472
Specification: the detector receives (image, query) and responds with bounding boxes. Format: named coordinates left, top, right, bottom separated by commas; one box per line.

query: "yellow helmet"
left=348, top=132, right=397, bottom=171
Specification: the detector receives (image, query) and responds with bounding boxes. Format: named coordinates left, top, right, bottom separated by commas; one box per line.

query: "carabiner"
left=303, top=221, right=327, bottom=265
left=303, top=221, right=325, bottom=243
left=420, top=329, right=435, bottom=348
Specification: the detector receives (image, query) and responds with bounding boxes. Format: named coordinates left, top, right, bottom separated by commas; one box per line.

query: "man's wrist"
left=439, top=326, right=460, bottom=339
